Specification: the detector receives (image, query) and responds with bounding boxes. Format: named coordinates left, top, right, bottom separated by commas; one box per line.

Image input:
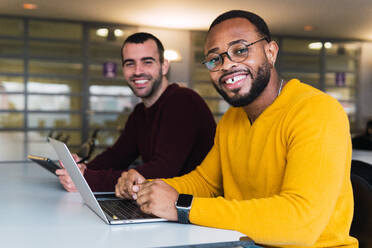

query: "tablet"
left=28, top=154, right=61, bottom=175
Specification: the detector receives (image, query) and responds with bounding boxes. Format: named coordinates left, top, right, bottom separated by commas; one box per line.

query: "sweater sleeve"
left=84, top=111, right=139, bottom=192
left=135, top=92, right=212, bottom=179
left=166, top=96, right=352, bottom=246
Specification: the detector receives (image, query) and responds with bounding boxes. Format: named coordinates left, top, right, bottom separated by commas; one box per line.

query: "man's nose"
left=134, top=64, right=144, bottom=75
left=219, top=53, right=236, bottom=71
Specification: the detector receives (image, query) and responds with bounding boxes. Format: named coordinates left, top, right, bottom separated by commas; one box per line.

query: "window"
left=0, top=17, right=23, bottom=37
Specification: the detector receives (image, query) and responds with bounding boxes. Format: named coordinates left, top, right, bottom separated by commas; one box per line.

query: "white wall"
left=358, top=42, right=372, bottom=130
left=137, top=27, right=191, bottom=85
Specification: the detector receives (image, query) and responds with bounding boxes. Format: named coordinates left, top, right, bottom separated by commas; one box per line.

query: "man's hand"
left=115, top=169, right=145, bottom=199
left=55, top=153, right=86, bottom=192
left=136, top=179, right=179, bottom=221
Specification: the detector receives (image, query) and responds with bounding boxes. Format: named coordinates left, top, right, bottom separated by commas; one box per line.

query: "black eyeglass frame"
left=202, top=37, right=269, bottom=72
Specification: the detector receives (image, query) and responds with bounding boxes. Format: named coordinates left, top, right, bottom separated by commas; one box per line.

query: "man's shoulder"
left=165, top=83, right=206, bottom=104
left=283, top=80, right=348, bottom=126
left=285, top=79, right=340, bottom=109
left=168, top=83, right=201, bottom=96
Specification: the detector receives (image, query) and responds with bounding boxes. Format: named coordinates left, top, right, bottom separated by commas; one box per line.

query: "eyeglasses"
left=202, top=37, right=268, bottom=71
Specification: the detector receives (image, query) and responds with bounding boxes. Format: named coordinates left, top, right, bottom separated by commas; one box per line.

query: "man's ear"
left=162, top=59, right=170, bottom=76
left=265, top=40, right=279, bottom=67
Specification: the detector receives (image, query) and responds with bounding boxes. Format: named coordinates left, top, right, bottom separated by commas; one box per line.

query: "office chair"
left=76, top=129, right=100, bottom=164
left=351, top=160, right=372, bottom=185
left=350, top=160, right=372, bottom=248
left=47, top=131, right=70, bottom=145
left=54, top=131, right=64, bottom=140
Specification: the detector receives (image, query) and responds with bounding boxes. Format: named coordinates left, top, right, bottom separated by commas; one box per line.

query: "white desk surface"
left=0, top=163, right=245, bottom=248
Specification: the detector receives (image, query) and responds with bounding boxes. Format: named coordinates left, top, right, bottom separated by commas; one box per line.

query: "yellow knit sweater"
left=164, top=79, right=358, bottom=247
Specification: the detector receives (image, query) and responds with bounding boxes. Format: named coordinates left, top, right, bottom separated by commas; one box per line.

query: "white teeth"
left=135, top=80, right=148, bottom=84
left=225, top=75, right=246, bottom=84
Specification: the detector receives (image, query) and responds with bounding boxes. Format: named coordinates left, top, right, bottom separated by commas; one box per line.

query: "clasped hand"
left=115, top=169, right=179, bottom=221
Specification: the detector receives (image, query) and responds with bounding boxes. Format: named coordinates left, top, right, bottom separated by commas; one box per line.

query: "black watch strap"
left=177, top=207, right=190, bottom=224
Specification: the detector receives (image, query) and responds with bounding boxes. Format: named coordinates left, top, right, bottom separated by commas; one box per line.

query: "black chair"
left=350, top=160, right=372, bottom=248
left=351, top=160, right=372, bottom=185
left=47, top=130, right=70, bottom=145
left=76, top=129, right=100, bottom=163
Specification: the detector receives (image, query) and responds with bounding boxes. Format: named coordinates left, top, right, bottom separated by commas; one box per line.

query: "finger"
left=55, top=169, right=64, bottom=176
left=116, top=177, right=131, bottom=199
left=59, top=175, right=72, bottom=185
left=136, top=174, right=146, bottom=185
left=133, top=180, right=150, bottom=194
left=115, top=179, right=126, bottom=198
left=78, top=163, right=87, bottom=170
left=125, top=174, right=137, bottom=197
left=115, top=178, right=124, bottom=197
left=136, top=184, right=153, bottom=205
left=56, top=168, right=69, bottom=176
left=132, top=184, right=140, bottom=193
left=58, top=160, right=65, bottom=168
left=76, top=163, right=86, bottom=174
left=118, top=175, right=129, bottom=195
left=127, top=169, right=146, bottom=185
left=132, top=181, right=148, bottom=199
left=137, top=180, right=152, bottom=192
left=131, top=181, right=148, bottom=199
left=139, top=202, right=152, bottom=215
left=66, top=180, right=76, bottom=192
left=115, top=185, right=123, bottom=198
left=117, top=185, right=131, bottom=199
left=71, top=153, right=81, bottom=162
left=132, top=193, right=138, bottom=200
left=59, top=176, right=76, bottom=192
left=65, top=183, right=77, bottom=192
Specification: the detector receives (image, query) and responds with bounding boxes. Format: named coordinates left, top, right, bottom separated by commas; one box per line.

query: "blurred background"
left=0, top=0, right=371, bottom=162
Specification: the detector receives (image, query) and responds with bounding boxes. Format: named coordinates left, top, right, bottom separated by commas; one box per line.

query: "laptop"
left=48, top=137, right=168, bottom=225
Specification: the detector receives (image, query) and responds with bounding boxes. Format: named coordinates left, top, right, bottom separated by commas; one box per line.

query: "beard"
left=129, top=67, right=163, bottom=99
left=213, top=62, right=271, bottom=107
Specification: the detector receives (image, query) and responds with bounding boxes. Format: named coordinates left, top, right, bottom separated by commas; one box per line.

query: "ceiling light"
left=23, top=3, right=38, bottom=10
left=324, top=42, right=332, bottom=49
left=164, top=50, right=182, bottom=62
left=303, top=25, right=314, bottom=31
left=308, top=42, right=322, bottom=50
left=309, top=42, right=333, bottom=50
left=114, top=29, right=124, bottom=37
left=96, top=28, right=109, bottom=37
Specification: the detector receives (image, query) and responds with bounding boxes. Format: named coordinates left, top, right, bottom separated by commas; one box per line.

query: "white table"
left=0, top=163, right=246, bottom=248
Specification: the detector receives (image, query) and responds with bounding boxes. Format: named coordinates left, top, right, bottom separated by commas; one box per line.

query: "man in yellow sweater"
left=115, top=10, right=358, bottom=248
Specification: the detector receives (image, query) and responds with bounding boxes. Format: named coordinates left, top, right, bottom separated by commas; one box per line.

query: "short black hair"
left=208, top=10, right=271, bottom=42
left=121, top=32, right=164, bottom=65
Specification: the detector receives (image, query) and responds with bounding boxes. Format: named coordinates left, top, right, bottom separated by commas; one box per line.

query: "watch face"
left=177, top=194, right=193, bottom=208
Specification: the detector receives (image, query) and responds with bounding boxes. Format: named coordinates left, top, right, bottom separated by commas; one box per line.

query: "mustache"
left=218, top=69, right=252, bottom=84
left=129, top=73, right=152, bottom=81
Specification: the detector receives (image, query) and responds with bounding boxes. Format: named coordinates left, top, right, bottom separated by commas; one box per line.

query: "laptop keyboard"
left=99, top=199, right=155, bottom=220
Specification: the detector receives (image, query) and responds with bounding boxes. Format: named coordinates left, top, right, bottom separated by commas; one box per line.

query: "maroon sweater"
left=84, top=84, right=216, bottom=191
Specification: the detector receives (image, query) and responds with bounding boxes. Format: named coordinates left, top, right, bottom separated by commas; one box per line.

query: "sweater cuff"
left=84, top=169, right=121, bottom=192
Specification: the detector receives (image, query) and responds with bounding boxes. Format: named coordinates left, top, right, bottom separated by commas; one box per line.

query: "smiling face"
left=205, top=18, right=277, bottom=107
left=122, top=39, right=169, bottom=102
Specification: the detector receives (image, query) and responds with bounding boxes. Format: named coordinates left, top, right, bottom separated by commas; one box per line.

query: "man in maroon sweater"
left=56, top=32, right=216, bottom=192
